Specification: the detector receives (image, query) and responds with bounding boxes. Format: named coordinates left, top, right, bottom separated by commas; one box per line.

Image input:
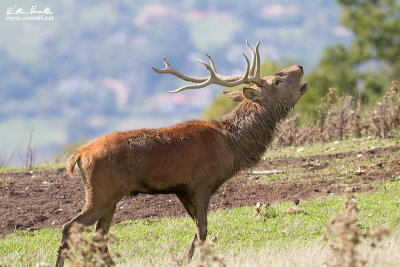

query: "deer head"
left=152, top=40, right=308, bottom=110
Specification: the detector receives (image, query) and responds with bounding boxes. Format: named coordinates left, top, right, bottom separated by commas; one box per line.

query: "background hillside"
left=1, top=0, right=351, bottom=164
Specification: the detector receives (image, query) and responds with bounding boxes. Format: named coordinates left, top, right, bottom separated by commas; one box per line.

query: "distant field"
left=1, top=136, right=400, bottom=266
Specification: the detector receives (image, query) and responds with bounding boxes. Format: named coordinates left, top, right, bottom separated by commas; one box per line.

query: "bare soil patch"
left=1, top=146, right=399, bottom=236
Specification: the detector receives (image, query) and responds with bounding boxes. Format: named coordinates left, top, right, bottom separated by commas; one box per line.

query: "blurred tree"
left=340, top=0, right=400, bottom=71
left=304, top=0, right=400, bottom=114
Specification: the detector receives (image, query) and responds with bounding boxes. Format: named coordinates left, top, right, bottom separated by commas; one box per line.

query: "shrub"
left=272, top=79, right=400, bottom=148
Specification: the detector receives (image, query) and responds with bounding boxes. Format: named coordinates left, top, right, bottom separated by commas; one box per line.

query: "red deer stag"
left=55, top=40, right=308, bottom=266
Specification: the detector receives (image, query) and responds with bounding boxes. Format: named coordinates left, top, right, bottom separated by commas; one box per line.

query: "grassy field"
left=1, top=137, right=400, bottom=266
left=266, top=136, right=400, bottom=159
left=0, top=162, right=66, bottom=174
left=1, top=182, right=400, bottom=266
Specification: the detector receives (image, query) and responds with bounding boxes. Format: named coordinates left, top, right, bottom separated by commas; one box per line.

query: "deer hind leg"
left=55, top=206, right=104, bottom=267
left=94, top=205, right=116, bottom=266
left=55, top=200, right=117, bottom=267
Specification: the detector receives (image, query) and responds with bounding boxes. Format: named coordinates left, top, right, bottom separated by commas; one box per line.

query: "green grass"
left=255, top=141, right=400, bottom=187
left=265, top=136, right=400, bottom=160
left=0, top=162, right=65, bottom=174
left=2, top=181, right=400, bottom=266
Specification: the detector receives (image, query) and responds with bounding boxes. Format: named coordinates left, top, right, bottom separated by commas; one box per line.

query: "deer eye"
left=274, top=79, right=282, bottom=86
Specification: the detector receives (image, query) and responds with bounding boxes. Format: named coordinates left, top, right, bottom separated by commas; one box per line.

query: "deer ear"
left=243, top=87, right=262, bottom=101
left=223, top=91, right=245, bottom=102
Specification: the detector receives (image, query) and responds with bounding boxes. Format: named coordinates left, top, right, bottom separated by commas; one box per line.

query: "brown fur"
left=66, top=152, right=79, bottom=177
left=55, top=65, right=308, bottom=267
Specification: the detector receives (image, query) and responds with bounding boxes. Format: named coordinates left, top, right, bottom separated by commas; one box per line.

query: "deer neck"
left=218, top=100, right=290, bottom=170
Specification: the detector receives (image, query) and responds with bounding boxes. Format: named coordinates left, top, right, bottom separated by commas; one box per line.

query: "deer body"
left=56, top=41, right=308, bottom=267
left=69, top=122, right=235, bottom=196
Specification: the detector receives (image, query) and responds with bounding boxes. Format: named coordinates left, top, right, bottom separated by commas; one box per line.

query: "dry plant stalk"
left=345, top=99, right=363, bottom=138
left=61, top=222, right=115, bottom=267
left=254, top=202, right=279, bottom=221
left=370, top=78, right=400, bottom=138
left=194, top=240, right=226, bottom=267
left=272, top=78, right=400, bottom=148
left=322, top=193, right=389, bottom=267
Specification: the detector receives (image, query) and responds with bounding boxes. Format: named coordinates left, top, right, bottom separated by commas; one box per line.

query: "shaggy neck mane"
left=216, top=99, right=291, bottom=171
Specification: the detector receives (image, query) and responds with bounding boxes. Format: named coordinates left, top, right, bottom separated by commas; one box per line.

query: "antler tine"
left=205, top=53, right=217, bottom=73
left=168, top=78, right=212, bottom=93
left=246, top=39, right=256, bottom=76
left=152, top=57, right=208, bottom=83
left=205, top=53, right=243, bottom=82
left=151, top=57, right=169, bottom=73
left=240, top=53, right=251, bottom=83
left=169, top=53, right=251, bottom=93
left=207, top=53, right=251, bottom=85
left=247, top=40, right=262, bottom=85
left=255, top=39, right=261, bottom=81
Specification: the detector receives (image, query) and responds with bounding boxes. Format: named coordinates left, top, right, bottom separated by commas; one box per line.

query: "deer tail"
left=66, top=151, right=87, bottom=185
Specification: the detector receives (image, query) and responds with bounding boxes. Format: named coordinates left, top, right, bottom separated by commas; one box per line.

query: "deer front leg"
left=177, top=191, right=211, bottom=261
left=190, top=192, right=211, bottom=260
left=176, top=193, right=197, bottom=261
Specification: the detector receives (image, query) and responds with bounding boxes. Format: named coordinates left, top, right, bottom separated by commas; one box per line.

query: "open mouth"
left=300, top=82, right=309, bottom=95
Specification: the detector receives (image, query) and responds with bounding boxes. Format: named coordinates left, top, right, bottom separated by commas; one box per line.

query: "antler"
left=152, top=40, right=262, bottom=93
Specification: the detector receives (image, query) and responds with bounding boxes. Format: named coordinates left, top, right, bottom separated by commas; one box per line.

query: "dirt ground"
left=1, top=146, right=399, bottom=236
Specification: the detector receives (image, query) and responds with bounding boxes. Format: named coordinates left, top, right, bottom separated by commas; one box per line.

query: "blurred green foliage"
left=302, top=0, right=400, bottom=115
